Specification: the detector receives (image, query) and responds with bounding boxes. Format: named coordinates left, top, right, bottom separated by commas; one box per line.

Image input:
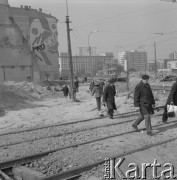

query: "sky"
left=9, top=0, right=177, bottom=62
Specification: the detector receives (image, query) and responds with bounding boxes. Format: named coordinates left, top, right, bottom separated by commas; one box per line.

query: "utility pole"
left=65, top=0, right=75, bottom=101
left=154, top=41, right=157, bottom=78
left=153, top=32, right=163, bottom=78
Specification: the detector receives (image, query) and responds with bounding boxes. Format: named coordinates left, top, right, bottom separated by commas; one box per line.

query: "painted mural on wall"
left=0, top=16, right=31, bottom=66
left=0, top=16, right=28, bottom=49
left=30, top=17, right=59, bottom=66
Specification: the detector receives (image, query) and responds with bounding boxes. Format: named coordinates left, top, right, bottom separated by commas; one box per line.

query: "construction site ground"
left=0, top=78, right=177, bottom=180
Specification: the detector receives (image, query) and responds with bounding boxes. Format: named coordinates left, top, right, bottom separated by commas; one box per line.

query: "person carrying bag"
left=162, top=78, right=177, bottom=123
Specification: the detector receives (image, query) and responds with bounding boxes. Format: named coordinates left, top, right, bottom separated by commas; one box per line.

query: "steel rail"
left=151, top=85, right=171, bottom=91
left=0, top=117, right=175, bottom=171
left=0, top=105, right=164, bottom=137
left=40, top=136, right=177, bottom=180
left=0, top=112, right=163, bottom=149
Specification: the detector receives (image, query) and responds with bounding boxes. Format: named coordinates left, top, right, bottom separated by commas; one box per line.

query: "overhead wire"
left=73, top=1, right=166, bottom=29
left=130, top=31, right=177, bottom=50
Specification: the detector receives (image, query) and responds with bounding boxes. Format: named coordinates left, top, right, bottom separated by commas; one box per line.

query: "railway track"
left=0, top=106, right=167, bottom=179
left=42, top=136, right=177, bottom=180
left=1, top=118, right=176, bottom=180
left=0, top=105, right=164, bottom=137
left=0, top=110, right=172, bottom=170
left=151, top=85, right=172, bottom=91
left=0, top=106, right=164, bottom=149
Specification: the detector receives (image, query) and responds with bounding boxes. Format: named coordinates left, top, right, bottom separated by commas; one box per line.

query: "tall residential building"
left=0, top=0, right=59, bottom=82
left=118, top=50, right=147, bottom=71
left=59, top=52, right=114, bottom=78
left=117, top=51, right=125, bottom=66
left=169, top=51, right=177, bottom=59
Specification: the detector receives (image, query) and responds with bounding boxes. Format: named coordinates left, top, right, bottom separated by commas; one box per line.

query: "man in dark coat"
left=102, top=78, right=117, bottom=119
left=74, top=76, right=79, bottom=92
left=132, top=74, right=155, bottom=136
left=162, top=78, right=177, bottom=123
left=61, top=84, right=69, bottom=100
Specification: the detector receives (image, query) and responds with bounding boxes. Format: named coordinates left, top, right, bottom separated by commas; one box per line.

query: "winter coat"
left=103, top=84, right=117, bottom=110
left=99, top=81, right=105, bottom=95
left=166, top=81, right=177, bottom=105
left=92, top=85, right=102, bottom=97
left=74, top=80, right=79, bottom=88
left=61, top=86, right=69, bottom=96
left=89, top=81, right=95, bottom=92
left=134, top=81, right=155, bottom=108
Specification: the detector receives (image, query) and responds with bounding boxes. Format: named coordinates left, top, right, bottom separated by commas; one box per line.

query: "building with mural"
left=0, top=0, right=59, bottom=82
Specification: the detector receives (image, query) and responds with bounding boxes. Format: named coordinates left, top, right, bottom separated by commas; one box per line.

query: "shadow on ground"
left=156, top=119, right=177, bottom=133
left=0, top=91, right=50, bottom=117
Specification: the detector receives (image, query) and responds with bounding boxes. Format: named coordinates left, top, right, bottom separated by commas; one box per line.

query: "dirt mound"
left=0, top=81, right=66, bottom=109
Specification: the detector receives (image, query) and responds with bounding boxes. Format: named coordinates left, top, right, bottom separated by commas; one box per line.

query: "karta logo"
left=104, top=158, right=176, bottom=179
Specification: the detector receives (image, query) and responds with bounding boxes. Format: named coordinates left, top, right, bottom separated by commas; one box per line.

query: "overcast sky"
left=10, top=0, right=177, bottom=62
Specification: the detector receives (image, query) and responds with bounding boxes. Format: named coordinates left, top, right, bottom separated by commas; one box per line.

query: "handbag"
left=167, top=111, right=175, bottom=117
left=167, top=104, right=176, bottom=117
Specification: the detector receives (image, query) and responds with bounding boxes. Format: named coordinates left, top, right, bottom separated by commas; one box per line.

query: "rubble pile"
left=0, top=81, right=65, bottom=109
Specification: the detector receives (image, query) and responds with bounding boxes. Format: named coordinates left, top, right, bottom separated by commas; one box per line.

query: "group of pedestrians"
left=60, top=74, right=177, bottom=137
left=91, top=74, right=177, bottom=137
left=91, top=78, right=117, bottom=119
left=60, top=76, right=79, bottom=100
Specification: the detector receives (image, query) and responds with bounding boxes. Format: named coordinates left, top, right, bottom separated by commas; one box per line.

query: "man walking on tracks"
left=132, top=74, right=155, bottom=136
left=102, top=78, right=117, bottom=119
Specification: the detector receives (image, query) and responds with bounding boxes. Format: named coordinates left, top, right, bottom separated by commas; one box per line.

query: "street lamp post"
left=154, top=33, right=163, bottom=78
left=88, top=30, right=98, bottom=56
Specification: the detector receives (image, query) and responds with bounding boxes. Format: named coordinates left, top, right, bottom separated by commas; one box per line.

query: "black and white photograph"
left=0, top=0, right=177, bottom=179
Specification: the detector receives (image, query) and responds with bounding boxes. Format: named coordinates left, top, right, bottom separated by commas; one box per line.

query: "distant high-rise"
left=118, top=50, right=147, bottom=72
left=169, top=51, right=177, bottom=59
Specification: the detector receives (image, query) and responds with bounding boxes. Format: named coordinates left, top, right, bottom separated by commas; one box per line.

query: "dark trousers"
left=96, top=97, right=101, bottom=111
left=107, top=109, right=114, bottom=118
left=132, top=113, right=152, bottom=132
left=162, top=106, right=168, bottom=123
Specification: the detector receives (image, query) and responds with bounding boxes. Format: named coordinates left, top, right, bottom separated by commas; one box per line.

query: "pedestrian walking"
left=89, top=80, right=95, bottom=93
left=102, top=78, right=117, bottom=119
left=99, top=79, right=105, bottom=96
left=132, top=74, right=155, bottom=136
left=74, top=76, right=79, bottom=93
left=162, top=78, right=177, bottom=123
left=61, top=84, right=69, bottom=100
left=92, top=81, right=103, bottom=117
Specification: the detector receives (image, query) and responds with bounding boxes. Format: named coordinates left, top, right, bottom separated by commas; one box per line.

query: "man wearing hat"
left=102, top=78, right=117, bottom=119
left=132, top=74, right=155, bottom=136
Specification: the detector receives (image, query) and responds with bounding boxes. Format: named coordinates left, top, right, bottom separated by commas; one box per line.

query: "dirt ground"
left=0, top=79, right=167, bottom=132
left=0, top=79, right=176, bottom=180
